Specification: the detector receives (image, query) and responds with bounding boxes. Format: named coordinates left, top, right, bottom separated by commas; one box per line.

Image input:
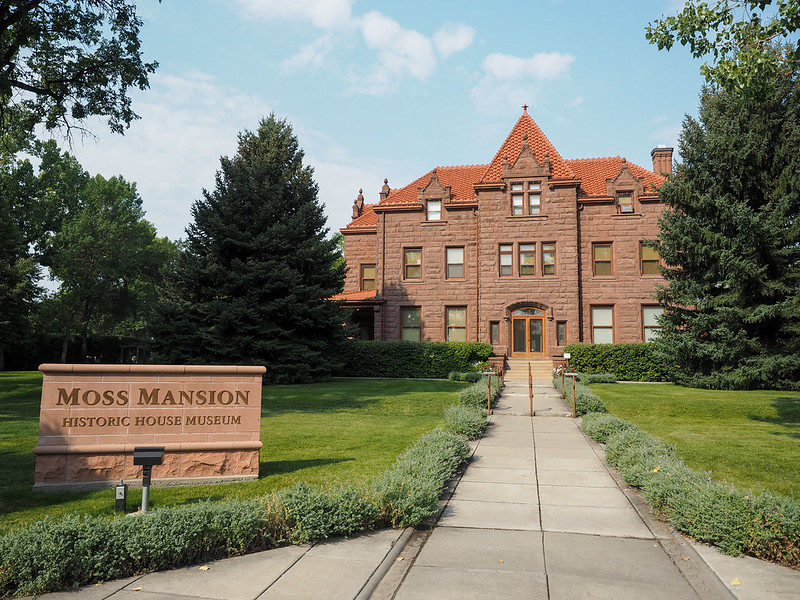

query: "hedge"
left=581, top=413, right=800, bottom=568
left=564, top=343, right=668, bottom=381
left=340, top=340, right=493, bottom=378
left=552, top=374, right=607, bottom=416
left=0, top=390, right=489, bottom=599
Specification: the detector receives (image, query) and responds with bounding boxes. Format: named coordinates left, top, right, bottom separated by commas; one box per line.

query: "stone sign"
left=33, top=364, right=266, bottom=491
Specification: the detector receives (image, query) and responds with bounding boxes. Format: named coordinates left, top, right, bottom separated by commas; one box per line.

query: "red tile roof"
left=481, top=110, right=575, bottom=182
left=566, top=156, right=664, bottom=197
left=344, top=203, right=377, bottom=228
left=330, top=289, right=381, bottom=302
left=379, top=164, right=488, bottom=206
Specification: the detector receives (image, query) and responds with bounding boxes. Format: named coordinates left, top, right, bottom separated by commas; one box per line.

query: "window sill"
left=421, top=220, right=447, bottom=226
left=506, top=215, right=548, bottom=221
left=611, top=213, right=642, bottom=220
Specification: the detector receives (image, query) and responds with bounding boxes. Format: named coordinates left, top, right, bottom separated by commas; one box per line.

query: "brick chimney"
left=651, top=145, right=673, bottom=176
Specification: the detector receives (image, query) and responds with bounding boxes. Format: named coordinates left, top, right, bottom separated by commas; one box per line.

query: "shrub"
left=448, top=371, right=483, bottom=383
left=443, top=404, right=487, bottom=439
left=577, top=372, right=617, bottom=384
left=564, top=343, right=667, bottom=381
left=581, top=413, right=636, bottom=443
left=340, top=341, right=493, bottom=378
left=371, top=428, right=470, bottom=527
left=580, top=417, right=800, bottom=568
left=458, top=376, right=501, bottom=410
left=553, top=375, right=607, bottom=416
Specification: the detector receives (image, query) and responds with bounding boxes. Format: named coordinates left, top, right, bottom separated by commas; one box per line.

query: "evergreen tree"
left=654, top=72, right=800, bottom=389
left=150, top=115, right=347, bottom=383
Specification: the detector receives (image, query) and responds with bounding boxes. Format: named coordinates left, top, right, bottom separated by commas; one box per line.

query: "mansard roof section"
left=481, top=110, right=575, bottom=183
left=378, top=164, right=488, bottom=206
left=566, top=156, right=664, bottom=198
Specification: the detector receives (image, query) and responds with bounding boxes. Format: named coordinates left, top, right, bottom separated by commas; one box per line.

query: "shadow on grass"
left=259, top=457, right=355, bottom=478
left=749, top=397, right=800, bottom=439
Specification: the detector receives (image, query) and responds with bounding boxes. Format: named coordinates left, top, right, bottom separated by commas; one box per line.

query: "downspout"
left=475, top=207, right=480, bottom=341
left=381, top=213, right=386, bottom=339
left=576, top=202, right=584, bottom=342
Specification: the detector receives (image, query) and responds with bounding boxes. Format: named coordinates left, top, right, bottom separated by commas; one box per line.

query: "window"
left=529, top=182, right=541, bottom=215
left=427, top=199, right=441, bottom=221
left=556, top=321, right=567, bottom=346
left=401, top=307, right=421, bottom=341
left=510, top=183, right=524, bottom=215
left=490, top=321, right=499, bottom=345
left=643, top=306, right=663, bottom=342
left=617, top=192, right=634, bottom=214
left=360, top=264, right=376, bottom=291
left=641, top=242, right=661, bottom=275
left=499, top=244, right=513, bottom=277
left=542, top=243, right=556, bottom=275
left=446, top=307, right=467, bottom=342
left=591, top=306, right=614, bottom=344
left=519, top=243, right=536, bottom=276
left=509, top=180, right=543, bottom=215
left=404, top=248, right=421, bottom=279
left=593, top=243, right=612, bottom=276
left=446, top=247, right=464, bottom=279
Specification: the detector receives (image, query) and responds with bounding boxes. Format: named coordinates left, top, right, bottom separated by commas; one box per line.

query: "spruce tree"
left=150, top=115, right=347, bottom=382
left=654, top=73, right=800, bottom=389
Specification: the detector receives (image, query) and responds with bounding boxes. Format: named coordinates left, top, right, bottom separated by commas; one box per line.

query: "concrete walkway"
left=26, top=378, right=800, bottom=600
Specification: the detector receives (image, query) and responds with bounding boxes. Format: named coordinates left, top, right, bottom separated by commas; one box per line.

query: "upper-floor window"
left=509, top=180, right=543, bottom=216
left=542, top=243, right=556, bottom=275
left=556, top=321, right=567, bottom=346
left=446, top=307, right=467, bottom=342
left=446, top=247, right=464, bottom=279
left=617, top=191, right=634, bottom=214
left=427, top=199, right=441, bottom=221
left=593, top=243, right=613, bottom=276
left=401, top=307, right=421, bottom=341
left=499, top=244, right=513, bottom=277
left=519, top=243, right=536, bottom=276
left=404, top=248, right=422, bottom=279
left=360, top=264, right=376, bottom=290
left=490, top=321, right=499, bottom=345
left=641, top=242, right=661, bottom=275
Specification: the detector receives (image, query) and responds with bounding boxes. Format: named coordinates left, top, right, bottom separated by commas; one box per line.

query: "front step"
left=503, top=358, right=554, bottom=381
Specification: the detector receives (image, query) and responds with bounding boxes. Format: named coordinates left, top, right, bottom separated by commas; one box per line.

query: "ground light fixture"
left=133, top=446, right=165, bottom=513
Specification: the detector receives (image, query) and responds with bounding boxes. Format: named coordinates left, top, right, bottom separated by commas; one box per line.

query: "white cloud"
left=358, top=11, right=436, bottom=84
left=433, top=23, right=476, bottom=58
left=482, top=52, right=575, bottom=81
left=281, top=35, right=336, bottom=72
left=571, top=96, right=585, bottom=107
left=234, top=0, right=354, bottom=29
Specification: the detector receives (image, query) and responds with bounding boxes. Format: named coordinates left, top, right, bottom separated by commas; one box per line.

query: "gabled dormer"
left=606, top=158, right=645, bottom=214
left=417, top=168, right=452, bottom=221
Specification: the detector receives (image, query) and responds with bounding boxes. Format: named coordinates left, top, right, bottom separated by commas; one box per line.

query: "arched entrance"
left=511, top=308, right=546, bottom=357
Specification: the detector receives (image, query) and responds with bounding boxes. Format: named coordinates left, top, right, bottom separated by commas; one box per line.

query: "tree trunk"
left=61, top=337, right=69, bottom=363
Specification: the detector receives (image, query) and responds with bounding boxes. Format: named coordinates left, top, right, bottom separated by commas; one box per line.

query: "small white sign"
left=563, top=353, right=571, bottom=359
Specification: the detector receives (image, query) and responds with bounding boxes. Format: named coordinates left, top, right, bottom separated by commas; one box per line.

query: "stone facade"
left=335, top=110, right=671, bottom=360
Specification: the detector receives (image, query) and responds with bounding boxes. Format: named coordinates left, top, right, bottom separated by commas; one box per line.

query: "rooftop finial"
left=522, top=103, right=529, bottom=113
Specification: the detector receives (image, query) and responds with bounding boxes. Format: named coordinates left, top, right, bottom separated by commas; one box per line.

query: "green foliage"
left=0, top=1, right=158, bottom=136
left=458, top=376, right=501, bottom=411
left=278, top=483, right=379, bottom=543
left=653, top=74, right=800, bottom=390
left=581, top=413, right=637, bottom=443
left=0, top=416, right=474, bottom=597
left=371, top=428, right=470, bottom=527
left=448, top=371, right=484, bottom=383
left=564, top=343, right=667, bottom=381
left=576, top=372, right=617, bottom=384
left=341, top=340, right=493, bottom=379
left=646, top=1, right=800, bottom=96
left=150, top=115, right=347, bottom=383
left=442, top=404, right=487, bottom=439
left=553, top=375, right=607, bottom=416
left=581, top=414, right=800, bottom=568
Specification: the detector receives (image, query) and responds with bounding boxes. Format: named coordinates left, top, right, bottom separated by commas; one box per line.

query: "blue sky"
left=69, top=0, right=705, bottom=241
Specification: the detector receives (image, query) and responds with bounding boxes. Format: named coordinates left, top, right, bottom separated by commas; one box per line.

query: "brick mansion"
left=334, top=108, right=671, bottom=361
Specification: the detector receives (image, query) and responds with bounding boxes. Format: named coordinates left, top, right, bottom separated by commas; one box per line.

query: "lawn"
left=0, top=371, right=464, bottom=532
left=590, top=383, right=800, bottom=499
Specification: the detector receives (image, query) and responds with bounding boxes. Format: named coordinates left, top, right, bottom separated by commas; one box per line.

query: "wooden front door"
left=511, top=308, right=546, bottom=357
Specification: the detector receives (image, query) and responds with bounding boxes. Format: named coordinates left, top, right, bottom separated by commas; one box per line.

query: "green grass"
left=0, top=372, right=463, bottom=532
left=590, top=383, right=800, bottom=499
